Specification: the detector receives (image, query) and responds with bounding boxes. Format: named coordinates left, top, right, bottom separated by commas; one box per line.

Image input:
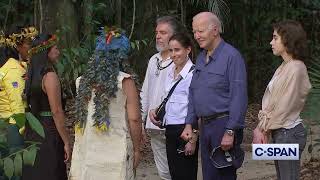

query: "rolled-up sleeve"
left=226, top=52, right=248, bottom=130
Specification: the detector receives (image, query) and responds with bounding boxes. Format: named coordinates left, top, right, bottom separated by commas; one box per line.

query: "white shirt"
left=140, top=53, right=173, bottom=129
left=164, top=59, right=194, bottom=125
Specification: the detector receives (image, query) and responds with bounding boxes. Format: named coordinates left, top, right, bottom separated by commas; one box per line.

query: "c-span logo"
left=252, top=144, right=299, bottom=160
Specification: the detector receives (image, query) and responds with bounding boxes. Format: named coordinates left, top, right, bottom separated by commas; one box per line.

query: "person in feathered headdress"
left=0, top=26, right=38, bottom=147
left=0, top=25, right=38, bottom=180
left=22, top=33, right=70, bottom=180
left=69, top=27, right=142, bottom=180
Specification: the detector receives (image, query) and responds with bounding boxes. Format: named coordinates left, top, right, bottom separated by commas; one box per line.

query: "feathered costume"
left=69, top=27, right=137, bottom=180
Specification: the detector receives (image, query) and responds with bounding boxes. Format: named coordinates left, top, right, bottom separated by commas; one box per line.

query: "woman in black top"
left=22, top=34, right=70, bottom=180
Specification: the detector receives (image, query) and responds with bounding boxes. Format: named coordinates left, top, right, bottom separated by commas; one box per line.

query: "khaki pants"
left=148, top=129, right=172, bottom=180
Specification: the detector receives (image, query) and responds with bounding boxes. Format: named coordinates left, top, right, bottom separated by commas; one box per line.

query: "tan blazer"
left=257, top=60, right=311, bottom=132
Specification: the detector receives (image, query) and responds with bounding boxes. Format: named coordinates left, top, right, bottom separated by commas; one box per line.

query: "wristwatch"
left=225, top=129, right=234, bottom=136
left=192, top=129, right=199, bottom=134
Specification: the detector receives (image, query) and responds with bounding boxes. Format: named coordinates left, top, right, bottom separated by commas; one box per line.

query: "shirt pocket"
left=206, top=68, right=228, bottom=90
left=167, top=93, right=188, bottom=118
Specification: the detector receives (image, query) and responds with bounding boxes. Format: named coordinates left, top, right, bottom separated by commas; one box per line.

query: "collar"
left=155, top=52, right=172, bottom=62
left=169, top=59, right=193, bottom=79
left=205, top=39, right=225, bottom=62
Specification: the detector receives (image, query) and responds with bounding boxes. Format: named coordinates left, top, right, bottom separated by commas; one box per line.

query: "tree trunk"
left=35, top=0, right=79, bottom=47
left=116, top=0, right=122, bottom=27
left=180, top=0, right=185, bottom=25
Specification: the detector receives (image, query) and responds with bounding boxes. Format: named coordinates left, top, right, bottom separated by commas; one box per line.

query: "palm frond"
left=187, top=0, right=206, bottom=6
left=208, top=0, right=230, bottom=33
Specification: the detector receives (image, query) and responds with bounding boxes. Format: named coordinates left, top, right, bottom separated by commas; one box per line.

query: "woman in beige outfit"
left=69, top=28, right=141, bottom=180
left=253, top=20, right=311, bottom=180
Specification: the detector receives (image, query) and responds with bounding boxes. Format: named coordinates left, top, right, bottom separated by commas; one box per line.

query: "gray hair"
left=209, top=13, right=222, bottom=33
left=193, top=12, right=223, bottom=33
left=156, top=16, right=184, bottom=34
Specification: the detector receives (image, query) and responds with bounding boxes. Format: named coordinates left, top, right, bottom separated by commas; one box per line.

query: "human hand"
left=149, top=109, right=161, bottom=127
left=252, top=128, right=268, bottom=144
left=133, top=150, right=140, bottom=169
left=64, top=143, right=71, bottom=163
left=180, top=124, right=193, bottom=141
left=221, top=133, right=234, bottom=151
left=184, top=140, right=196, bottom=156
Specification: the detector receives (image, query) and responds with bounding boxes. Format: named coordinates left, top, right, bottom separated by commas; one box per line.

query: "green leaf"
left=23, top=146, right=38, bottom=166
left=135, top=40, right=140, bottom=50
left=3, top=157, right=14, bottom=179
left=141, top=39, right=148, bottom=46
left=25, top=112, right=45, bottom=138
left=97, top=2, right=107, bottom=8
left=14, top=153, right=22, bottom=176
left=11, top=113, right=26, bottom=128
left=130, top=42, right=135, bottom=49
left=71, top=48, right=80, bottom=56
left=0, top=120, right=8, bottom=129
left=0, top=133, right=7, bottom=144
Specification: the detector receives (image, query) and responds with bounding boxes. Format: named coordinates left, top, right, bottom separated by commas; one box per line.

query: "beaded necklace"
left=155, top=57, right=173, bottom=76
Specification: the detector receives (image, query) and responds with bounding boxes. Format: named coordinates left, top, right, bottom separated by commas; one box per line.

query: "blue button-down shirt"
left=186, top=39, right=248, bottom=130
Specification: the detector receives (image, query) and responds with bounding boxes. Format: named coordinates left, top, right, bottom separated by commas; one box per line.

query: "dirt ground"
left=65, top=102, right=320, bottom=180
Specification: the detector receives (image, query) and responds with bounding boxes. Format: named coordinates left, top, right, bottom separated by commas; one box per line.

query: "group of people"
left=141, top=12, right=311, bottom=180
left=0, top=27, right=70, bottom=180
left=0, top=11, right=311, bottom=180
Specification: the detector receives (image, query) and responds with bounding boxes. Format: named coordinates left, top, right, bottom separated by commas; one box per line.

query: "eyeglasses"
left=209, top=146, right=233, bottom=169
left=176, top=138, right=188, bottom=154
left=177, top=148, right=185, bottom=154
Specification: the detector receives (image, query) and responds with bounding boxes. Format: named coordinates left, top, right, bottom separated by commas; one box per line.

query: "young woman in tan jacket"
left=253, top=20, right=311, bottom=180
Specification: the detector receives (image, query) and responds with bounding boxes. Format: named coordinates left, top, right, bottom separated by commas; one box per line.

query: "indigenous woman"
left=0, top=26, right=37, bottom=153
left=149, top=33, right=198, bottom=180
left=22, top=34, right=71, bottom=180
left=69, top=27, right=142, bottom=180
left=253, top=20, right=311, bottom=180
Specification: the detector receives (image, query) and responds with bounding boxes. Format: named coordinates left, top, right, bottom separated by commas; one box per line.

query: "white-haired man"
left=140, top=16, right=184, bottom=180
left=181, top=12, right=248, bottom=180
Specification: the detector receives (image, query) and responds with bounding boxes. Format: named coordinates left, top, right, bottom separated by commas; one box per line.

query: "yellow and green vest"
left=0, top=58, right=27, bottom=122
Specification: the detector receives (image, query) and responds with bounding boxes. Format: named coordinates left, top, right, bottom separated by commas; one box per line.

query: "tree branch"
left=129, top=0, right=136, bottom=39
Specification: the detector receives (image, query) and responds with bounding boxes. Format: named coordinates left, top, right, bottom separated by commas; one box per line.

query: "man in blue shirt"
left=181, top=12, right=248, bottom=180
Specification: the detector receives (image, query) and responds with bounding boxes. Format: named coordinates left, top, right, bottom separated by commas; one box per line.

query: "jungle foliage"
left=0, top=0, right=320, bottom=160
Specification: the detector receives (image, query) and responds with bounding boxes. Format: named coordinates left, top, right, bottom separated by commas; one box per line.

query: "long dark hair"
left=25, top=34, right=55, bottom=114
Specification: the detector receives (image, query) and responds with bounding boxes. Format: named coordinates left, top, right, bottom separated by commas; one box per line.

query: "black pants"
left=165, top=124, right=198, bottom=180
